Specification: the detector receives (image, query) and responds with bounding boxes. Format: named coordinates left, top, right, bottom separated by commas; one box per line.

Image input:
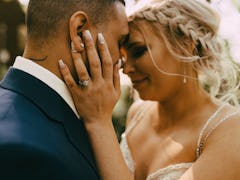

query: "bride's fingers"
left=83, top=30, right=102, bottom=82
left=58, top=60, right=78, bottom=91
left=97, top=33, right=113, bottom=83
left=113, top=62, right=121, bottom=95
left=71, top=41, right=90, bottom=83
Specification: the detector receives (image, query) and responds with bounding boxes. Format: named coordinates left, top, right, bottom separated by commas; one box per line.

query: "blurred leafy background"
left=1, top=0, right=240, bottom=140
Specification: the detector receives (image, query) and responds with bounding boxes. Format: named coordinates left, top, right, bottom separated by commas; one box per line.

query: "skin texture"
left=59, top=2, right=130, bottom=180
left=24, top=2, right=128, bottom=83
left=59, top=29, right=133, bottom=180
left=122, top=21, right=240, bottom=180
left=123, top=21, right=185, bottom=101
left=23, top=2, right=129, bottom=178
left=60, top=6, right=240, bottom=180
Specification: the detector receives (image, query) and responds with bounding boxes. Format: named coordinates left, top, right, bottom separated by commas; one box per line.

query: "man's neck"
left=23, top=39, right=74, bottom=81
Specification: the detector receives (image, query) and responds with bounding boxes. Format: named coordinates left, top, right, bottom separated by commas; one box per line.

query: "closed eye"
left=129, top=45, right=147, bottom=59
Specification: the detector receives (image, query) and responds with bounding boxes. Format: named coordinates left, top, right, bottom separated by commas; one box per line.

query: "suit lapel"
left=0, top=68, right=98, bottom=175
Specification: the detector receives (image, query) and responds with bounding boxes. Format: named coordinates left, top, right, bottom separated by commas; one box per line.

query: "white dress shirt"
left=13, top=56, right=80, bottom=118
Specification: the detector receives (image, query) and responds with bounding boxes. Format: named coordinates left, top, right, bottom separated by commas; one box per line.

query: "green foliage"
left=232, top=0, right=240, bottom=11
left=0, top=64, right=8, bottom=80
left=112, top=85, right=133, bottom=141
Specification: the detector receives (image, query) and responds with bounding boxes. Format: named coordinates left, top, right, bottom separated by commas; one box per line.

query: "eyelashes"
left=129, top=46, right=147, bottom=58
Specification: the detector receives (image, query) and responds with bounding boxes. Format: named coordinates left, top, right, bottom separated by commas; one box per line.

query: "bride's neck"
left=155, top=87, right=214, bottom=129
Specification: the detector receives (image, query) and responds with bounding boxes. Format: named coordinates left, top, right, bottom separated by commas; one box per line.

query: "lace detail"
left=120, top=133, right=135, bottom=174
left=120, top=134, right=193, bottom=179
left=120, top=102, right=240, bottom=179
left=146, top=163, right=192, bottom=180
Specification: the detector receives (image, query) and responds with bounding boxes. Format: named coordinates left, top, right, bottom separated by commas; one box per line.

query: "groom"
left=0, top=0, right=128, bottom=179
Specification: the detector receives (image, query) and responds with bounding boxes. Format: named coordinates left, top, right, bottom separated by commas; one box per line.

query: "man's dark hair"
left=26, top=0, right=125, bottom=39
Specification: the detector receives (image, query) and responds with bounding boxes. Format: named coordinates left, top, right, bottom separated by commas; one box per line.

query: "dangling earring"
left=183, top=76, right=187, bottom=84
left=183, top=67, right=187, bottom=84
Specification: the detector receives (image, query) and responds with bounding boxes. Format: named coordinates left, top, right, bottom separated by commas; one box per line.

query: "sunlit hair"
left=127, top=0, right=240, bottom=106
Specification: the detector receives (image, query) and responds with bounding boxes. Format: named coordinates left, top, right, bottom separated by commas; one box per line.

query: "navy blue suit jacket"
left=0, top=68, right=100, bottom=180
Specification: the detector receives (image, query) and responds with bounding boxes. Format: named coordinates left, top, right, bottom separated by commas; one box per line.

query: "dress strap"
left=196, top=103, right=226, bottom=157
left=196, top=104, right=240, bottom=158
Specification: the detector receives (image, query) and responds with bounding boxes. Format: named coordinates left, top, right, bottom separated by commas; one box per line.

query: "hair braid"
left=128, top=0, right=240, bottom=106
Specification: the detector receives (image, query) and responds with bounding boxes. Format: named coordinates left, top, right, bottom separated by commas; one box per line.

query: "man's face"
left=75, top=2, right=128, bottom=80
left=98, top=2, right=129, bottom=65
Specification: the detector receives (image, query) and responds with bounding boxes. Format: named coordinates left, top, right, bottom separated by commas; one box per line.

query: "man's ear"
left=69, top=11, right=89, bottom=52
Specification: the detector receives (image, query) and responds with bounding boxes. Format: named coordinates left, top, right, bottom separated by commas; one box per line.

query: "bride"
left=59, top=0, right=240, bottom=179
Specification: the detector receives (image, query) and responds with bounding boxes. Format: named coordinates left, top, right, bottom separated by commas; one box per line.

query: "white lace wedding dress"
left=120, top=103, right=239, bottom=180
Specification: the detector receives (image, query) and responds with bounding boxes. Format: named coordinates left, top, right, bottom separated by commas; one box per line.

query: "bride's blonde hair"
left=128, top=0, right=240, bottom=105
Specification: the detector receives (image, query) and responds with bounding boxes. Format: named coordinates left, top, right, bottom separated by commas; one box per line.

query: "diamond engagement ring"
left=72, top=49, right=79, bottom=53
left=78, top=79, right=89, bottom=87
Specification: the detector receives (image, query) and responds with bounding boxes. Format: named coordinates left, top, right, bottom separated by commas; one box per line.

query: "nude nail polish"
left=98, top=33, right=105, bottom=44
left=84, top=30, right=92, bottom=41
left=59, top=59, right=65, bottom=68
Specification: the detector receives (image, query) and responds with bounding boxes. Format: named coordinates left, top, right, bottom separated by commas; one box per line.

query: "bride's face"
left=123, top=20, right=184, bottom=101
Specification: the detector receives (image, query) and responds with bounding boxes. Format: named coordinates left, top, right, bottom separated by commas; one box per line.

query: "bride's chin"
left=137, top=91, right=152, bottom=101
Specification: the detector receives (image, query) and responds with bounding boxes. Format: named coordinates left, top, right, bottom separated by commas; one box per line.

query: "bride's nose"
left=122, top=58, right=136, bottom=75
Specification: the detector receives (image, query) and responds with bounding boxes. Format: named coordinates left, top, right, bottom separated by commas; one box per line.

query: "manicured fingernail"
left=98, top=33, right=105, bottom=44
left=117, top=58, right=122, bottom=69
left=84, top=30, right=92, bottom=41
left=122, top=56, right=126, bottom=62
left=71, top=41, right=76, bottom=51
left=80, top=43, right=85, bottom=48
left=59, top=59, right=65, bottom=69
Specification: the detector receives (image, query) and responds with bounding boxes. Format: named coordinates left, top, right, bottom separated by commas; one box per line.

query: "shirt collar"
left=13, top=56, right=79, bottom=118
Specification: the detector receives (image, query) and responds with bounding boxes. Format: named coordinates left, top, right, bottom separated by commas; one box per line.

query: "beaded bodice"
left=120, top=102, right=239, bottom=180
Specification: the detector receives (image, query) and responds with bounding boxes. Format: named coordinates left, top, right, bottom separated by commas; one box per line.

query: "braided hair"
left=128, top=0, right=240, bottom=105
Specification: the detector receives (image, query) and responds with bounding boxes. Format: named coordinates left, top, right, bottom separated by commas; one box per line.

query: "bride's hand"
left=59, top=30, right=121, bottom=125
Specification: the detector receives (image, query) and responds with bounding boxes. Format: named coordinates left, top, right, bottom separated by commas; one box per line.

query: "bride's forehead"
left=126, top=30, right=143, bottom=45
left=128, top=22, right=154, bottom=40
